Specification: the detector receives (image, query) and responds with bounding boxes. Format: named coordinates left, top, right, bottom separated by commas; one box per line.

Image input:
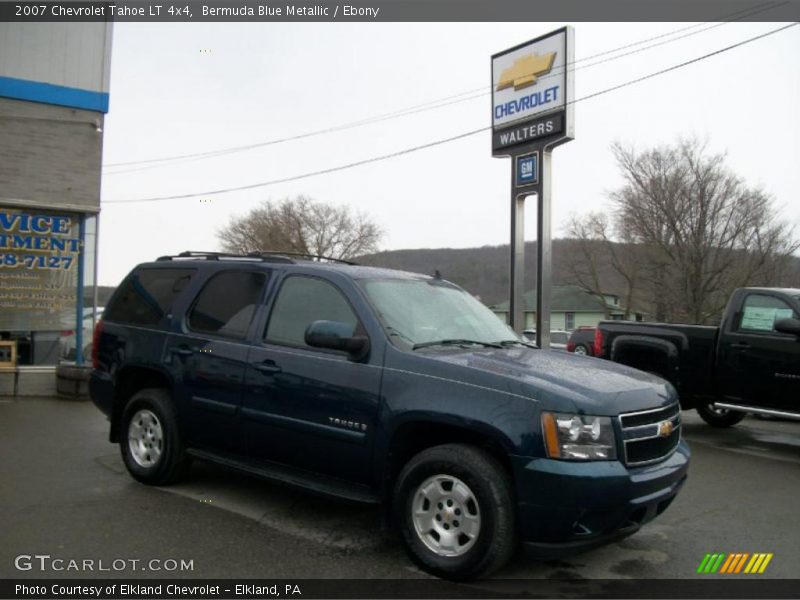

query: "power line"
left=573, top=22, right=797, bottom=103
left=103, top=22, right=798, bottom=205
left=103, top=9, right=774, bottom=174
left=101, top=88, right=488, bottom=174
left=103, top=1, right=786, bottom=173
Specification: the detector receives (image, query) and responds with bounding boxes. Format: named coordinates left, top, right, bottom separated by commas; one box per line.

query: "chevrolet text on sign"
left=491, top=29, right=567, bottom=130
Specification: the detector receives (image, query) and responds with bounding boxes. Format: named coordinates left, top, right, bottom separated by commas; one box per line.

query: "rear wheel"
left=120, top=388, right=190, bottom=485
left=393, top=444, right=516, bottom=580
left=572, top=344, right=589, bottom=356
left=696, top=403, right=746, bottom=428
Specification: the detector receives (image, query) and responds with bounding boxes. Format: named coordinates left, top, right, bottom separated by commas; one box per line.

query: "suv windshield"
left=361, top=278, right=519, bottom=349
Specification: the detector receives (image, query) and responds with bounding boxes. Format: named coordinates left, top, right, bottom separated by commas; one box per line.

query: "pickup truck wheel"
left=120, top=388, right=190, bottom=485
left=394, top=444, right=516, bottom=580
left=696, top=403, right=746, bottom=428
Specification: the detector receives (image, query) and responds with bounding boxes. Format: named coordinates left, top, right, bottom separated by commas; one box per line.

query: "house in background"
left=489, top=285, right=647, bottom=330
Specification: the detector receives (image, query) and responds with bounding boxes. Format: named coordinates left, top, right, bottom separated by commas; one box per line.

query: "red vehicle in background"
left=567, top=326, right=596, bottom=355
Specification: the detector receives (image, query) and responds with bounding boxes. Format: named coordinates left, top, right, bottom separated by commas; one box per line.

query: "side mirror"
left=305, top=320, right=369, bottom=360
left=775, top=318, right=800, bottom=337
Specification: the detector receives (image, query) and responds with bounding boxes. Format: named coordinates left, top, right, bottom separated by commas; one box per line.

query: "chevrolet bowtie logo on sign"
left=697, top=553, right=774, bottom=574
left=658, top=420, right=674, bottom=437
left=496, top=52, right=557, bottom=92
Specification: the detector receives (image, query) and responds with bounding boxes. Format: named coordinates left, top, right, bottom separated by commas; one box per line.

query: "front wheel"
left=120, top=388, right=190, bottom=485
left=696, top=403, right=746, bottom=428
left=393, top=444, right=516, bottom=580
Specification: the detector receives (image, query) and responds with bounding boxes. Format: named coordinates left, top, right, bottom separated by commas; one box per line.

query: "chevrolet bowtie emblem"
left=658, top=420, right=674, bottom=438
left=497, top=52, right=557, bottom=92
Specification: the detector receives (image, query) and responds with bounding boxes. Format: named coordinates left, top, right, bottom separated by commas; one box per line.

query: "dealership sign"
left=491, top=27, right=574, bottom=344
left=491, top=27, right=573, bottom=153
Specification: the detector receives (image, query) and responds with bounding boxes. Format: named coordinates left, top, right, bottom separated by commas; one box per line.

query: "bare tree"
left=217, top=196, right=383, bottom=260
left=564, top=213, right=644, bottom=319
left=566, top=138, right=799, bottom=324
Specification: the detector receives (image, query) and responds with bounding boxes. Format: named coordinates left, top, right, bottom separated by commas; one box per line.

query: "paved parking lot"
left=1, top=397, right=798, bottom=584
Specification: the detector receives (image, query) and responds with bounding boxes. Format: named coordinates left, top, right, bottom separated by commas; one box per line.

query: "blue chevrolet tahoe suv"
left=90, top=251, right=690, bottom=580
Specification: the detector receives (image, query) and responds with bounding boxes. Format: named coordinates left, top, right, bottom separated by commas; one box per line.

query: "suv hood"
left=424, top=347, right=675, bottom=416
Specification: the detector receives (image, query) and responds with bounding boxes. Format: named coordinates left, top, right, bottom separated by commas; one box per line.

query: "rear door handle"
left=169, top=346, right=194, bottom=357
left=253, top=360, right=282, bottom=374
left=730, top=342, right=750, bottom=350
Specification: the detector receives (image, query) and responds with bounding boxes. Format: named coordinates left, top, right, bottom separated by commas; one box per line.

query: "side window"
left=104, top=268, right=194, bottom=326
left=187, top=271, right=266, bottom=339
left=265, top=276, right=359, bottom=348
left=738, top=294, right=798, bottom=333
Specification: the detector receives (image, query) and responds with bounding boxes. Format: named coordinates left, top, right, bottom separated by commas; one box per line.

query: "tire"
left=573, top=344, right=589, bottom=356
left=393, top=444, right=516, bottom=580
left=696, top=403, right=746, bottom=428
left=119, top=388, right=190, bottom=485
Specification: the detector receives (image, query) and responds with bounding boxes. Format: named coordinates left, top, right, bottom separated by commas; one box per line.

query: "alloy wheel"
left=411, top=474, right=481, bottom=557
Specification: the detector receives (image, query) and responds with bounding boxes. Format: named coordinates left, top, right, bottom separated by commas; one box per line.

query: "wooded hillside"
left=360, top=240, right=800, bottom=317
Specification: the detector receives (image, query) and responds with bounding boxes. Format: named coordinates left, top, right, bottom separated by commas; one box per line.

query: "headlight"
left=542, top=412, right=617, bottom=460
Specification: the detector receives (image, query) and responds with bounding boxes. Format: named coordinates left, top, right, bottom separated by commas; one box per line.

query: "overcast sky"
left=98, top=21, right=800, bottom=285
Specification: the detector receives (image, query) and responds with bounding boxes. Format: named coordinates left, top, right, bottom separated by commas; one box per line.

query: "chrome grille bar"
left=618, top=402, right=681, bottom=466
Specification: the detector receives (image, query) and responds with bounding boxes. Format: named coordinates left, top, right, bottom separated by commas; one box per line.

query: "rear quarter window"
left=104, top=268, right=195, bottom=326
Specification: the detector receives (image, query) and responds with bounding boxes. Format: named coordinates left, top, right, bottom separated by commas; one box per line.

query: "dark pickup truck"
left=595, top=288, right=800, bottom=427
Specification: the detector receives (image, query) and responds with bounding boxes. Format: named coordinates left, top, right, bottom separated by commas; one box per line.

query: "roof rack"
left=246, top=251, right=358, bottom=265
left=156, top=251, right=294, bottom=264
left=155, top=250, right=357, bottom=265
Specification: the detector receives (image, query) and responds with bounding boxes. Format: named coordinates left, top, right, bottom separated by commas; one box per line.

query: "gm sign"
left=515, top=152, right=538, bottom=188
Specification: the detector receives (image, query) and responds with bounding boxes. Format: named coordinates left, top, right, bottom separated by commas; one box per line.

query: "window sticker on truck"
left=741, top=307, right=794, bottom=331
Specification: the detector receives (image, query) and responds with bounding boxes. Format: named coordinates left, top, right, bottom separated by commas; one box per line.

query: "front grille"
left=625, top=429, right=681, bottom=464
left=620, top=403, right=679, bottom=428
left=619, top=403, right=681, bottom=466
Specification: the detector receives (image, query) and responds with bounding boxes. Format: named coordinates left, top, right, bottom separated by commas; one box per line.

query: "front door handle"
left=253, top=360, right=282, bottom=374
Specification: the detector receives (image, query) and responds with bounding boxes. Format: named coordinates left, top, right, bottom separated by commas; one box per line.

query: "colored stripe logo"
left=697, top=553, right=773, bottom=574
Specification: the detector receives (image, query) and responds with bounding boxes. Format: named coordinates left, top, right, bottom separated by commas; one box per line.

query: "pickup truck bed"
left=596, top=322, right=717, bottom=407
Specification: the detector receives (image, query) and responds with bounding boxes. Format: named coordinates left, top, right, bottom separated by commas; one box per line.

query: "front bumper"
left=511, top=440, right=690, bottom=553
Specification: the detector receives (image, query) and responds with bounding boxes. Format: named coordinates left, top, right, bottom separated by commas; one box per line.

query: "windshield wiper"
left=413, top=339, right=504, bottom=350
left=496, top=339, right=538, bottom=349
left=386, top=326, right=416, bottom=345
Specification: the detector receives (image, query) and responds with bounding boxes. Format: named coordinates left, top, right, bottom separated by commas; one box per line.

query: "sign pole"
left=510, top=186, right=526, bottom=333
left=535, top=149, right=552, bottom=348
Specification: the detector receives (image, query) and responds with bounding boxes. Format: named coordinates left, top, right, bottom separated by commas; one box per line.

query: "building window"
left=0, top=208, right=90, bottom=365
left=565, top=312, right=575, bottom=330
